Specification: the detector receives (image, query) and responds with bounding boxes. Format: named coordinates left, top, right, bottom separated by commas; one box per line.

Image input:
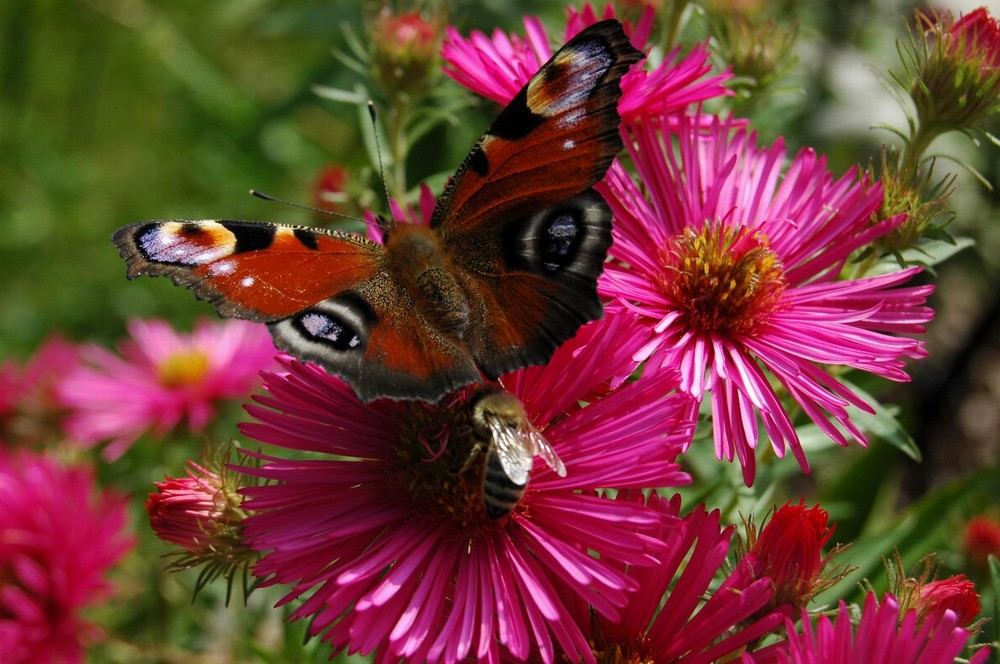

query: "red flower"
left=916, top=576, right=982, bottom=629
left=742, top=502, right=838, bottom=612
left=147, top=461, right=246, bottom=557
left=371, top=9, right=440, bottom=94
left=911, top=6, right=1000, bottom=132
left=963, top=514, right=1000, bottom=569
left=946, top=8, right=1000, bottom=69
left=313, top=165, right=348, bottom=213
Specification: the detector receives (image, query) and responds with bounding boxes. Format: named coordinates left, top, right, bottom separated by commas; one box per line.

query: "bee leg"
left=458, top=441, right=484, bottom=475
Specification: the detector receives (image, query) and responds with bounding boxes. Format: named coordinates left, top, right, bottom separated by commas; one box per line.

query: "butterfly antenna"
left=248, top=190, right=378, bottom=229
left=367, top=101, right=397, bottom=232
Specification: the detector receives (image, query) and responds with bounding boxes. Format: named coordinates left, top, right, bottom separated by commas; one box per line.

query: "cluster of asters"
left=2, top=3, right=1000, bottom=663
left=0, top=319, right=278, bottom=661
left=151, top=4, right=995, bottom=662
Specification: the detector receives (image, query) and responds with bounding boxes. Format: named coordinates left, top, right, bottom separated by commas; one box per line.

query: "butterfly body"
left=113, top=20, right=643, bottom=402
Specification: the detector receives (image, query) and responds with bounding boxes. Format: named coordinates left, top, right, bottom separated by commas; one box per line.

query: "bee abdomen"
left=482, top=451, right=527, bottom=520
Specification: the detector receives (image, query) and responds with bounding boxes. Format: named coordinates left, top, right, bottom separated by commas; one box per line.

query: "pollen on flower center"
left=156, top=350, right=211, bottom=388
left=657, top=222, right=787, bottom=338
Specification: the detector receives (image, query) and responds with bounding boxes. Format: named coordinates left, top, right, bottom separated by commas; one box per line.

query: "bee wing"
left=524, top=426, right=567, bottom=478
left=487, top=419, right=535, bottom=486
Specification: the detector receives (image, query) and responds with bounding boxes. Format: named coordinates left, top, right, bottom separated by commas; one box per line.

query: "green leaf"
left=843, top=380, right=921, bottom=461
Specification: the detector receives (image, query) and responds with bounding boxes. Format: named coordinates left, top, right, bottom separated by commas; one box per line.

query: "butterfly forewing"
left=431, top=20, right=642, bottom=235
left=113, top=220, right=383, bottom=321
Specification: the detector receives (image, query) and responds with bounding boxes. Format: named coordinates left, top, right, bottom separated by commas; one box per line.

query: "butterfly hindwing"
left=267, top=282, right=481, bottom=402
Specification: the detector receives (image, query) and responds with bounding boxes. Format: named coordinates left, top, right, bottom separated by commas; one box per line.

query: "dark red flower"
left=741, top=502, right=840, bottom=612
left=916, top=576, right=982, bottom=629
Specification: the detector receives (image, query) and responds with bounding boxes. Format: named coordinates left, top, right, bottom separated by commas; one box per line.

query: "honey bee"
left=469, top=387, right=567, bottom=519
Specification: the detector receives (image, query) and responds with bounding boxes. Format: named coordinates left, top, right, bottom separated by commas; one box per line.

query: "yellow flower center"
left=657, top=223, right=787, bottom=338
left=157, top=350, right=211, bottom=388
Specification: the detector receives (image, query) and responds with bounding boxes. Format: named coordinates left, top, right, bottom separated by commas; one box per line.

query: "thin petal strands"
left=569, top=494, right=784, bottom=663
left=753, top=593, right=990, bottom=663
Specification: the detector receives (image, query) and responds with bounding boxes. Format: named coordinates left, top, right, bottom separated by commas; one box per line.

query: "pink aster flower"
left=0, top=451, right=133, bottom=663
left=236, top=312, right=695, bottom=663
left=441, top=5, right=730, bottom=122
left=599, top=113, right=934, bottom=484
left=566, top=493, right=784, bottom=663
left=752, top=593, right=991, bottom=663
left=59, top=318, right=278, bottom=460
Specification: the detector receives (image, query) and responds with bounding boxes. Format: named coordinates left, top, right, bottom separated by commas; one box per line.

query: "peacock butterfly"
left=112, top=19, right=643, bottom=403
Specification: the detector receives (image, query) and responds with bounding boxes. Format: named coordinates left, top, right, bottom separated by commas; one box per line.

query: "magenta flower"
left=236, top=312, right=694, bottom=663
left=0, top=451, right=133, bottom=663
left=441, top=5, right=730, bottom=122
left=599, top=113, right=934, bottom=483
left=567, top=493, right=784, bottom=663
left=752, top=593, right=990, bottom=663
left=59, top=318, right=278, bottom=459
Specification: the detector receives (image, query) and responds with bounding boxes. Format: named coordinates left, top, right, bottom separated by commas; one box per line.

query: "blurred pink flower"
left=59, top=318, right=278, bottom=459
left=236, top=313, right=695, bottom=663
left=0, top=451, right=133, bottom=663
left=753, top=593, right=990, bottom=663
left=570, top=493, right=784, bottom=663
left=441, top=5, right=730, bottom=123
left=0, top=335, right=79, bottom=448
left=599, top=113, right=934, bottom=484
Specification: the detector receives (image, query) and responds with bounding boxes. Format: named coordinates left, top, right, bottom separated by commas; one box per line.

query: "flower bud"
left=910, top=7, right=1000, bottom=134
left=371, top=10, right=440, bottom=98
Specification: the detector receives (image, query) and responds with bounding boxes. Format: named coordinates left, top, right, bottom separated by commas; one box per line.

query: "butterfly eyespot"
left=502, top=190, right=611, bottom=279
